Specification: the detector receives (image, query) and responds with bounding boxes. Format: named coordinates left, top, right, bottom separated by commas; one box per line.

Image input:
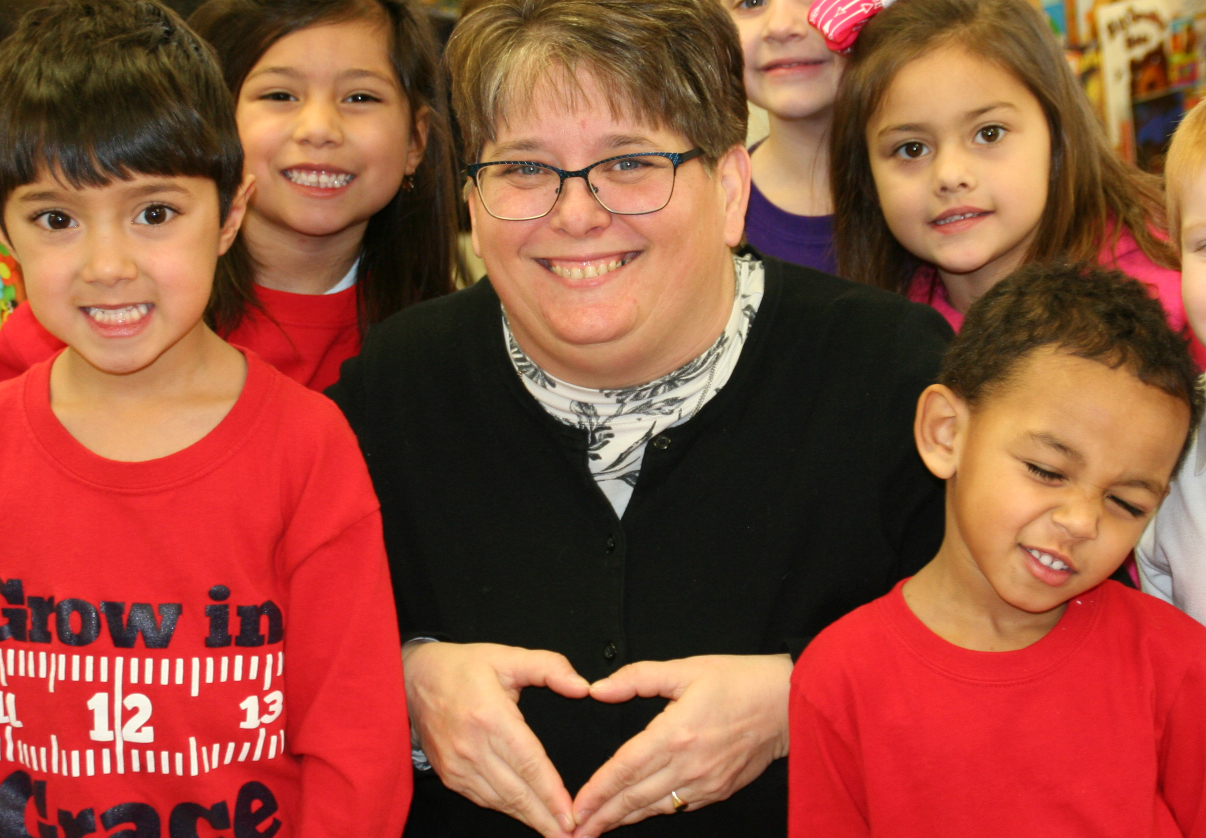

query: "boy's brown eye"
left=136, top=205, right=176, bottom=226
left=46, top=211, right=71, bottom=230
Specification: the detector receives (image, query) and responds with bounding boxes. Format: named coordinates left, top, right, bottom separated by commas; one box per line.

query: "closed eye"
left=1108, top=495, right=1146, bottom=519
left=1025, top=462, right=1063, bottom=482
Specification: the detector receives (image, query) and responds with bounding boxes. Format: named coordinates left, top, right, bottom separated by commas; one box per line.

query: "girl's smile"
left=728, top=0, right=844, bottom=122
left=235, top=19, right=425, bottom=257
left=867, top=45, right=1050, bottom=311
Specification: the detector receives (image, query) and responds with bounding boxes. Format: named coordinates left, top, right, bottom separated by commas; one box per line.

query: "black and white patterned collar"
left=504, top=254, right=765, bottom=516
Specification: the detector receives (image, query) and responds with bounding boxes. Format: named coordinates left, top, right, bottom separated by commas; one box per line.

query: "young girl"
left=0, top=0, right=460, bottom=390
left=818, top=0, right=1206, bottom=366
left=0, top=0, right=409, bottom=831
left=723, top=0, right=842, bottom=274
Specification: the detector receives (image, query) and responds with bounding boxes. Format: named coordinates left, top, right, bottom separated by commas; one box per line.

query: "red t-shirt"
left=0, top=351, right=410, bottom=837
left=790, top=580, right=1206, bottom=837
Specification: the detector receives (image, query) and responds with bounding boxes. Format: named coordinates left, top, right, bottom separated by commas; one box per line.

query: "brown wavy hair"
left=189, top=0, right=460, bottom=334
left=831, top=0, right=1175, bottom=295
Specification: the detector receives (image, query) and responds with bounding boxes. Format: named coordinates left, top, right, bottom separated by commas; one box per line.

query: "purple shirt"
left=744, top=179, right=837, bottom=275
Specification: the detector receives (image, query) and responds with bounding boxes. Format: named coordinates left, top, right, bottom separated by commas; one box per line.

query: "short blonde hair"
left=444, top=0, right=746, bottom=165
left=1165, top=100, right=1206, bottom=252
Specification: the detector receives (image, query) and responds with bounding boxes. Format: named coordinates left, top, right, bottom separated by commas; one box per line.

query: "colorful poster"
left=0, top=241, right=22, bottom=325
left=1096, top=0, right=1173, bottom=160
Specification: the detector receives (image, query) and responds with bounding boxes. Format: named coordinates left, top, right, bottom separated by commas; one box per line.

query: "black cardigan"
left=329, top=256, right=953, bottom=837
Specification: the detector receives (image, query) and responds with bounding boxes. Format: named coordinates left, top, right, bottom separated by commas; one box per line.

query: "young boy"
left=789, top=264, right=1206, bottom=837
left=0, top=2, right=410, bottom=834
left=1139, top=100, right=1206, bottom=626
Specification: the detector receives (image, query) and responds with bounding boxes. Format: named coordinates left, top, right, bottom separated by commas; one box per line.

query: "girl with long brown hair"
left=818, top=0, right=1205, bottom=365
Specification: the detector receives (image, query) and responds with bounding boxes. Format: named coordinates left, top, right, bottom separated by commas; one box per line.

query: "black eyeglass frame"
left=465, top=148, right=704, bottom=221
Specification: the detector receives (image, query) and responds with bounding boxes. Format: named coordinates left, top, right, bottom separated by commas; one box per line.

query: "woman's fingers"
left=571, top=653, right=794, bottom=837
left=404, top=641, right=588, bottom=837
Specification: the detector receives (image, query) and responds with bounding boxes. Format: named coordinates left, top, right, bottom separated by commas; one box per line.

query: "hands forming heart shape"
left=403, top=641, right=793, bottom=838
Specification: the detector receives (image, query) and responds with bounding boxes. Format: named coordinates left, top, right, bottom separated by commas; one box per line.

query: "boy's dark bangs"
left=3, top=74, right=236, bottom=206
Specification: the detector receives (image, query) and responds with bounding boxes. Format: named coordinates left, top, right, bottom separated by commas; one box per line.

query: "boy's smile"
left=912, top=347, right=1187, bottom=647
left=2, top=172, right=247, bottom=381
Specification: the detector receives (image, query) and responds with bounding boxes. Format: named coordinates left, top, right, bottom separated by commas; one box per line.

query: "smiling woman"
left=326, top=1, right=953, bottom=836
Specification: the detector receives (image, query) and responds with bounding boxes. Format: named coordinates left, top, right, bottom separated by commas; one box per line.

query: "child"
left=0, top=2, right=411, bottom=834
left=0, top=0, right=460, bottom=390
left=815, top=0, right=1206, bottom=368
left=1138, top=100, right=1206, bottom=624
left=721, top=0, right=841, bottom=274
left=789, top=264, right=1206, bottom=836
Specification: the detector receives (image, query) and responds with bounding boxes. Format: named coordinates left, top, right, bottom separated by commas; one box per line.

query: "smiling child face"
left=867, top=46, right=1050, bottom=304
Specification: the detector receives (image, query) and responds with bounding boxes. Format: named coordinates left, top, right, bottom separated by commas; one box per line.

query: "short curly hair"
left=939, top=263, right=1203, bottom=470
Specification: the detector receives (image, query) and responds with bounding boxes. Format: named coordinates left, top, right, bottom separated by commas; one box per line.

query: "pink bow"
left=808, top=0, right=897, bottom=54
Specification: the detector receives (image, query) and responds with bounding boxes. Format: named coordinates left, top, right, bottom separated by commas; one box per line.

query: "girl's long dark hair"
left=190, top=0, right=460, bottom=334
left=831, top=0, right=1175, bottom=295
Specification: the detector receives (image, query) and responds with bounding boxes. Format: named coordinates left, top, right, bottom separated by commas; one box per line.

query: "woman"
left=328, top=0, right=951, bottom=835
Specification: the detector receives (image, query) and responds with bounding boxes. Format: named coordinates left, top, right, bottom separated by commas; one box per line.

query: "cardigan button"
left=605, top=536, right=616, bottom=554
left=652, top=435, right=671, bottom=450
left=603, top=642, right=617, bottom=661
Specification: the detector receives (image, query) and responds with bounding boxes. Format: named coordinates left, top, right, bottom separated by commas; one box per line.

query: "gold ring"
left=669, top=790, right=688, bottom=813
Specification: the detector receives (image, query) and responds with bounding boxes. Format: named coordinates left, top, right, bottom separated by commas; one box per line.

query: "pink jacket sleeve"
left=1104, top=230, right=1206, bottom=370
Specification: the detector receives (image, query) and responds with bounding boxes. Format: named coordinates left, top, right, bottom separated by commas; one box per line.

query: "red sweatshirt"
left=0, top=350, right=410, bottom=837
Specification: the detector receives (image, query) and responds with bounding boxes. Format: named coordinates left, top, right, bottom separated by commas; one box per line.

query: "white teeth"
left=1026, top=547, right=1070, bottom=572
left=284, top=169, right=354, bottom=189
left=548, top=256, right=631, bottom=279
left=935, top=212, right=982, bottom=226
left=84, top=304, right=151, bottom=325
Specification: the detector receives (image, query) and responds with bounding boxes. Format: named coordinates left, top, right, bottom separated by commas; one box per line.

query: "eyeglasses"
left=466, top=148, right=704, bottom=221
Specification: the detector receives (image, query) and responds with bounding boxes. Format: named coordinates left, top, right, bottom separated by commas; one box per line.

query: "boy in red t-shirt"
left=790, top=264, right=1206, bottom=837
left=0, top=2, right=410, bottom=835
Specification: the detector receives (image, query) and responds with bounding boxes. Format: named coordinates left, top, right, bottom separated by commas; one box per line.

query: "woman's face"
left=724, top=0, right=844, bottom=123
left=467, top=71, right=750, bottom=389
left=235, top=18, right=427, bottom=246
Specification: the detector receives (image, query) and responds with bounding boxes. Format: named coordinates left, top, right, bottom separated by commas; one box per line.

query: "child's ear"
left=914, top=383, right=967, bottom=480
left=218, top=174, right=255, bottom=256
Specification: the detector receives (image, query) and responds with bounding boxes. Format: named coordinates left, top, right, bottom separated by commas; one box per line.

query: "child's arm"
left=788, top=667, right=871, bottom=838
left=1159, top=649, right=1206, bottom=836
left=277, top=410, right=411, bottom=838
